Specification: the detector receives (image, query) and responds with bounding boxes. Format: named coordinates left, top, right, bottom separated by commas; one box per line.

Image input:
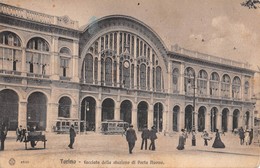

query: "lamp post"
left=188, top=74, right=196, bottom=132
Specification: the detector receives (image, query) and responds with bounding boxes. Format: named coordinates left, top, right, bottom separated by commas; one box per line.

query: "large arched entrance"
left=0, top=89, right=19, bottom=130
left=101, top=98, right=114, bottom=121
left=185, top=105, right=193, bottom=132
left=233, top=109, right=240, bottom=130
left=120, top=100, right=132, bottom=124
left=173, top=106, right=180, bottom=132
left=153, top=102, right=163, bottom=132
left=137, top=101, right=148, bottom=131
left=58, top=96, right=71, bottom=118
left=222, top=108, right=229, bottom=132
left=210, top=107, right=218, bottom=132
left=81, top=97, right=96, bottom=131
left=27, top=92, right=47, bottom=131
left=198, top=106, right=206, bottom=132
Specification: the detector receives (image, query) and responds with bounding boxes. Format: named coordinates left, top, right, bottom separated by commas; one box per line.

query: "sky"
left=2, top=0, right=260, bottom=71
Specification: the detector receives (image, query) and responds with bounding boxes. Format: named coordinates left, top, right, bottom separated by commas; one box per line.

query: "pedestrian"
left=212, top=129, right=225, bottom=148
left=30, top=125, right=37, bottom=148
left=238, top=127, right=245, bottom=145
left=0, top=125, right=6, bottom=151
left=192, top=130, right=196, bottom=146
left=68, top=124, right=76, bottom=149
left=140, top=125, right=150, bottom=150
left=249, top=128, right=253, bottom=145
left=16, top=125, right=22, bottom=142
left=149, top=126, right=157, bottom=151
left=202, top=130, right=211, bottom=146
left=176, top=129, right=185, bottom=150
left=245, top=130, right=250, bottom=145
left=125, top=124, right=137, bottom=154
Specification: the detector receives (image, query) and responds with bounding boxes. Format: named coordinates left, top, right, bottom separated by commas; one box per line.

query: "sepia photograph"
left=0, top=0, right=259, bottom=167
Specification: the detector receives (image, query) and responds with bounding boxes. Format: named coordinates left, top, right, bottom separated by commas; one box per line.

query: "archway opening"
left=173, top=106, right=180, bottom=132
left=58, top=96, right=71, bottom=118
left=198, top=106, right=206, bottom=132
left=27, top=92, right=47, bottom=131
left=120, top=100, right=132, bottom=124
left=101, top=98, right=114, bottom=121
left=137, top=101, right=148, bottom=131
left=153, top=102, right=163, bottom=132
left=245, top=111, right=250, bottom=129
left=211, top=107, right=218, bottom=132
left=81, top=97, right=96, bottom=132
left=0, top=89, right=19, bottom=130
left=233, top=109, right=239, bottom=130
left=222, top=108, right=229, bottom=132
left=185, top=105, right=193, bottom=132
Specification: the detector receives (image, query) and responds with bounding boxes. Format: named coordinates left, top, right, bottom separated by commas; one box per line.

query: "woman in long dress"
left=177, top=129, right=185, bottom=150
left=212, top=129, right=225, bottom=148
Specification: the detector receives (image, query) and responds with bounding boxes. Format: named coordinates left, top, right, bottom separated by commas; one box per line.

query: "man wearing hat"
left=68, top=124, right=76, bottom=149
left=141, top=124, right=150, bottom=150
left=126, top=124, right=137, bottom=154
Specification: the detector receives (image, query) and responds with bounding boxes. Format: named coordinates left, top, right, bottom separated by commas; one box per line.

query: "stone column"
left=95, top=102, right=102, bottom=133
left=131, top=103, right=137, bottom=129
left=205, top=111, right=211, bottom=132
left=18, top=101, right=27, bottom=128
left=217, top=113, right=222, bottom=131
left=162, top=108, right=167, bottom=132
left=71, top=39, right=79, bottom=82
left=179, top=63, right=185, bottom=94
left=46, top=103, right=58, bottom=132
left=228, top=114, right=233, bottom=132
left=179, top=110, right=185, bottom=131
left=148, top=104, right=154, bottom=129
left=114, top=101, right=120, bottom=120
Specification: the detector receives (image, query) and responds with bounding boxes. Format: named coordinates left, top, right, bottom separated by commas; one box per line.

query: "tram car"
left=101, top=120, right=129, bottom=135
left=54, top=117, right=79, bottom=134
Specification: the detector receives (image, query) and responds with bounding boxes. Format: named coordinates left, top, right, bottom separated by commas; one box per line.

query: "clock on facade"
left=123, top=61, right=130, bottom=68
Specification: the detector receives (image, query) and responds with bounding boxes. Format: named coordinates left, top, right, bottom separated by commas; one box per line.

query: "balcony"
left=0, top=3, right=79, bottom=30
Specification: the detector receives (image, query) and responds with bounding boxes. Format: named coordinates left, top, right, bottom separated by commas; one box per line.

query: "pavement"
left=0, top=131, right=259, bottom=168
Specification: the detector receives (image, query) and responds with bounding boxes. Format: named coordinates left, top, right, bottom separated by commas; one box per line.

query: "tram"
left=101, top=120, right=129, bottom=135
left=54, top=117, right=79, bottom=134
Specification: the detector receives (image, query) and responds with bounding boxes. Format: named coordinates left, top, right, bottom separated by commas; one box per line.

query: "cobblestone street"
left=0, top=131, right=259, bottom=168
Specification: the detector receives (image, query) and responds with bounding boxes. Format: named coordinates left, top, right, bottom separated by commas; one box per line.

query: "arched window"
left=140, top=63, right=146, bottom=90
left=58, top=97, right=71, bottom=118
left=210, top=72, right=219, bottom=97
left=156, top=66, right=162, bottom=91
left=184, top=67, right=195, bottom=94
left=59, top=47, right=71, bottom=78
left=244, top=81, right=249, bottom=100
left=232, top=76, right=241, bottom=99
left=197, top=70, right=208, bottom=95
left=26, top=37, right=50, bottom=75
left=221, top=74, right=230, bottom=98
left=105, top=57, right=112, bottom=86
left=0, top=31, right=22, bottom=72
left=84, top=54, right=93, bottom=83
left=172, top=68, right=179, bottom=93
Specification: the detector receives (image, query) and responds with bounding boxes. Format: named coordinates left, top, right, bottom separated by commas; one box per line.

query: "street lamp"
left=188, top=74, right=196, bottom=132
left=84, top=100, right=89, bottom=134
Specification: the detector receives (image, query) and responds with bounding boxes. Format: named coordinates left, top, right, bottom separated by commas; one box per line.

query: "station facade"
left=0, top=3, right=256, bottom=133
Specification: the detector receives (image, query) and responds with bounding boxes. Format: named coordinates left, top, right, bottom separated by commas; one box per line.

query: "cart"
left=24, top=131, right=47, bottom=150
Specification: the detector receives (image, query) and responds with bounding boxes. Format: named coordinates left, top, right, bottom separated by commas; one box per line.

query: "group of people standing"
left=125, top=124, right=157, bottom=154
left=177, top=128, right=225, bottom=150
left=238, top=127, right=253, bottom=145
